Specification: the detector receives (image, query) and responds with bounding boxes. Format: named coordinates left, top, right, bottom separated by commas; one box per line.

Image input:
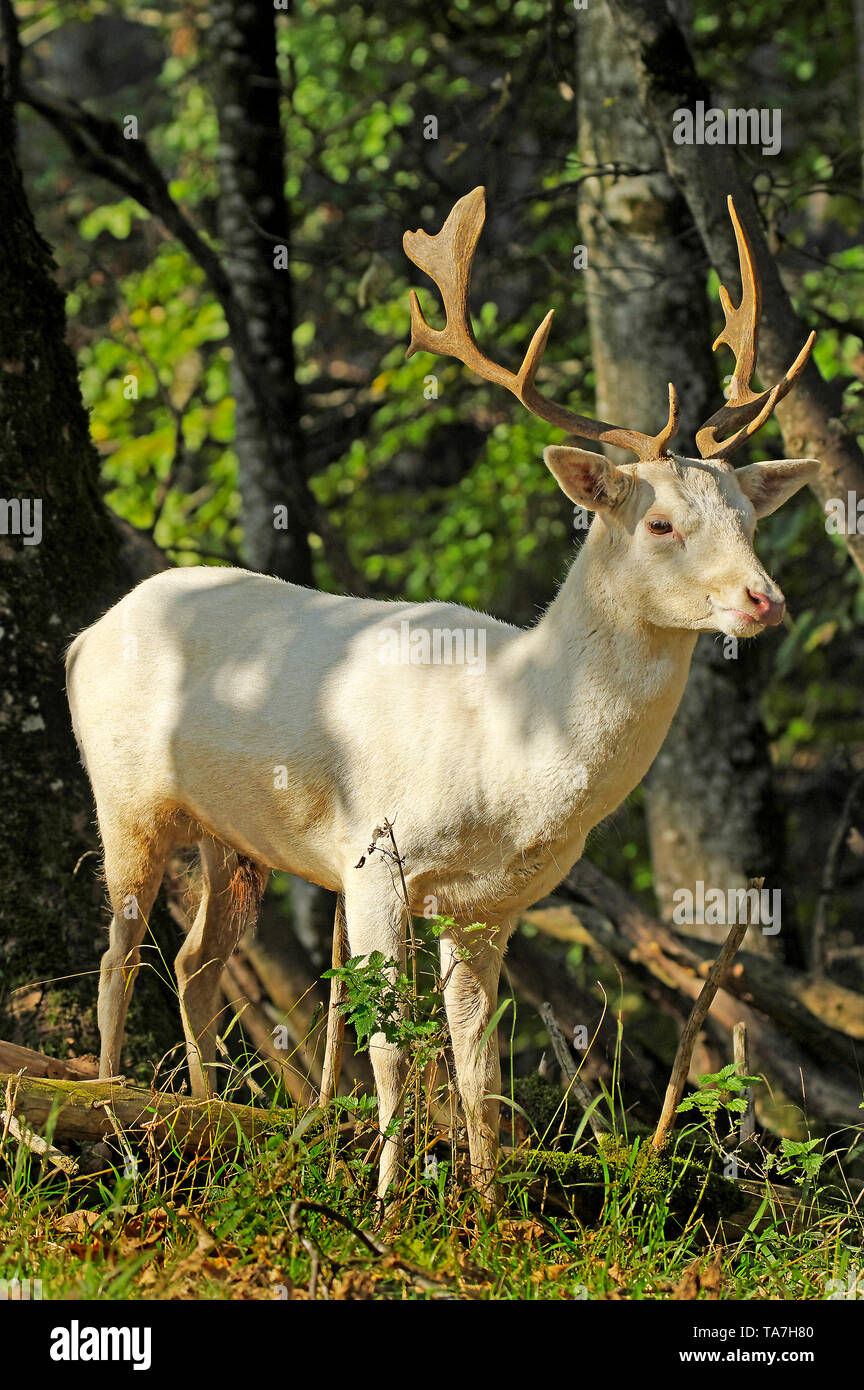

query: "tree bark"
left=0, top=75, right=180, bottom=1064
left=643, top=642, right=784, bottom=953
left=577, top=3, right=715, bottom=465
left=209, top=0, right=314, bottom=583
left=576, top=0, right=781, bottom=951
left=0, top=1041, right=97, bottom=1081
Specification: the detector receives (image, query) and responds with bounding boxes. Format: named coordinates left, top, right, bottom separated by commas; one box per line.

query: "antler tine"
left=696, top=196, right=815, bottom=461
left=404, top=187, right=679, bottom=462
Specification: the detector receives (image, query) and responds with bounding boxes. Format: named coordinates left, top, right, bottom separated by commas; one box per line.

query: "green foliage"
left=767, top=1137, right=828, bottom=1185
left=2, top=1077, right=858, bottom=1301
left=36, top=0, right=864, bottom=659
left=323, top=952, right=442, bottom=1055
left=676, top=1065, right=762, bottom=1126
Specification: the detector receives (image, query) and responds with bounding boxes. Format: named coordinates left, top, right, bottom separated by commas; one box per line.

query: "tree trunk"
left=208, top=0, right=346, bottom=988
left=0, top=77, right=180, bottom=1063
left=577, top=0, right=781, bottom=952
left=644, top=643, right=785, bottom=953
left=209, top=0, right=314, bottom=584
left=11, top=3, right=347, bottom=1048
left=17, top=4, right=317, bottom=584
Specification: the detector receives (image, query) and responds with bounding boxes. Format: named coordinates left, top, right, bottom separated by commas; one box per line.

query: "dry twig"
left=652, top=878, right=763, bottom=1150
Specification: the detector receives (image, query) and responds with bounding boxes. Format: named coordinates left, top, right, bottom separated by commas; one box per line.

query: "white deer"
left=66, top=189, right=817, bottom=1200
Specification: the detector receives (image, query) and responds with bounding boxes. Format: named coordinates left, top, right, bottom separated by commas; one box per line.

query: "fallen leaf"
left=497, top=1218, right=545, bottom=1247
left=54, top=1211, right=102, bottom=1235
left=673, top=1249, right=725, bottom=1300
left=329, top=1268, right=380, bottom=1300
left=458, top=1254, right=493, bottom=1283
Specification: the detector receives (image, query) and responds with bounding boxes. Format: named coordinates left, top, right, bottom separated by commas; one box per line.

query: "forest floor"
left=1, top=1099, right=861, bottom=1301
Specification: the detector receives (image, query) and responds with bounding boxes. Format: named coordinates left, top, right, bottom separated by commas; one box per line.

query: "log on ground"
left=1, top=1071, right=301, bottom=1155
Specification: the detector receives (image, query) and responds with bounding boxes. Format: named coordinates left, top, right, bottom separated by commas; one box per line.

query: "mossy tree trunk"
left=209, top=0, right=314, bottom=585
left=0, top=76, right=180, bottom=1065
left=577, top=0, right=783, bottom=956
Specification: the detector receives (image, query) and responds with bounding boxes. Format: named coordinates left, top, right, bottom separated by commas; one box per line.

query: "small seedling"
left=676, top=1064, right=761, bottom=1129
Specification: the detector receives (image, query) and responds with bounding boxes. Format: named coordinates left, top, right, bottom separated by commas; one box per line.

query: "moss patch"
left=513, top=1073, right=572, bottom=1137
left=507, top=1135, right=739, bottom=1225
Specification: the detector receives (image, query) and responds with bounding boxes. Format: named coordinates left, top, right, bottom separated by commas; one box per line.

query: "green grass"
left=1, top=1083, right=861, bottom=1301
left=2, top=908, right=861, bottom=1301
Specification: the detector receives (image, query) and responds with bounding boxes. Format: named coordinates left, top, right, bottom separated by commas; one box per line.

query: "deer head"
left=403, top=188, right=819, bottom=638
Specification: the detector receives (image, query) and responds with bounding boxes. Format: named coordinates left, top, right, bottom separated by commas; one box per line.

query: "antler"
left=403, top=186, right=679, bottom=462
left=695, top=196, right=815, bottom=461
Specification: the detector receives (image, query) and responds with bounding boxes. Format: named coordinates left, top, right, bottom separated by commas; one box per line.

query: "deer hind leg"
left=439, top=919, right=513, bottom=1203
left=174, top=837, right=266, bottom=1099
left=342, top=880, right=406, bottom=1200
left=98, top=817, right=175, bottom=1080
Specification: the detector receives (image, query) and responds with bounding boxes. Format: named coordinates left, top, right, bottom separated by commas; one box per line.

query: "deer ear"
left=543, top=445, right=631, bottom=512
left=734, top=459, right=820, bottom=518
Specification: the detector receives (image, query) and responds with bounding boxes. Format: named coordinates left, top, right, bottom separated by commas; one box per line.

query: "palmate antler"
left=403, top=187, right=814, bottom=465
left=403, top=186, right=679, bottom=462
left=695, top=195, right=815, bottom=460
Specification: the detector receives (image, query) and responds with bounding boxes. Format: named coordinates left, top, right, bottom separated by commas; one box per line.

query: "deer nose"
left=747, top=588, right=786, bottom=626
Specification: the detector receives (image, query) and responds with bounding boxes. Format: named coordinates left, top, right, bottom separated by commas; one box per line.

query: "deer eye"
left=647, top=518, right=673, bottom=535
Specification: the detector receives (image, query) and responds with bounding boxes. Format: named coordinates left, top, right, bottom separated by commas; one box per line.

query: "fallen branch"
left=1, top=1069, right=77, bottom=1175
left=0, top=1042, right=98, bottom=1082
left=567, top=859, right=864, bottom=1048
left=0, top=1108, right=78, bottom=1175
left=288, top=1199, right=454, bottom=1298
left=0, top=1072, right=298, bottom=1155
left=220, top=953, right=316, bottom=1105
left=508, top=917, right=669, bottom=1097
left=651, top=879, right=760, bottom=1149
left=537, top=1002, right=609, bottom=1139
left=551, top=862, right=864, bottom=1122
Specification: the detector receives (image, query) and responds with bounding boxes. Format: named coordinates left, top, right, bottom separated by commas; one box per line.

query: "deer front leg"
left=342, top=880, right=407, bottom=1201
left=439, top=920, right=512, bottom=1204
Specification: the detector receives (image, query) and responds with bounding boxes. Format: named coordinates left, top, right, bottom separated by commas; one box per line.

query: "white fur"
left=66, top=449, right=818, bottom=1197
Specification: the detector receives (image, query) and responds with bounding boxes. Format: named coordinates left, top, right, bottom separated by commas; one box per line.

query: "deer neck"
left=504, top=522, right=697, bottom=832
left=542, top=521, right=697, bottom=677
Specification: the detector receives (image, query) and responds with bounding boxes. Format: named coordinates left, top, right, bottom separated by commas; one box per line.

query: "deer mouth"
left=718, top=605, right=763, bottom=625
left=709, top=598, right=768, bottom=635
